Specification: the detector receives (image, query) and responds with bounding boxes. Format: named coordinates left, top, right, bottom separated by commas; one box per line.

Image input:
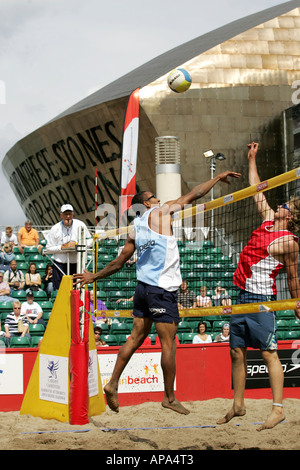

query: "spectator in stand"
left=192, top=321, right=212, bottom=344
left=25, top=262, right=42, bottom=293
left=177, top=280, right=197, bottom=309
left=17, top=221, right=42, bottom=255
left=196, top=285, right=212, bottom=308
left=94, top=326, right=108, bottom=347
left=1, top=226, right=18, bottom=247
left=0, top=272, right=14, bottom=302
left=214, top=323, right=230, bottom=342
left=42, top=264, right=54, bottom=298
left=21, top=290, right=46, bottom=328
left=3, top=259, right=25, bottom=291
left=212, top=285, right=232, bottom=307
left=89, top=291, right=109, bottom=325
left=4, top=300, right=30, bottom=346
left=45, top=204, right=92, bottom=289
left=0, top=243, right=15, bottom=271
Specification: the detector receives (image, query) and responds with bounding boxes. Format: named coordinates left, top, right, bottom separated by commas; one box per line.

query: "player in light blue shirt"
left=74, top=169, right=240, bottom=415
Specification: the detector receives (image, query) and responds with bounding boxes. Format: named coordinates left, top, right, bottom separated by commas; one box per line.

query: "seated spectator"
left=21, top=290, right=46, bottom=328
left=192, top=321, right=212, bottom=344
left=0, top=243, right=15, bottom=271
left=94, top=326, right=108, bottom=347
left=177, top=280, right=197, bottom=309
left=212, top=285, right=232, bottom=307
left=1, top=226, right=18, bottom=247
left=3, top=259, right=25, bottom=291
left=89, top=291, right=109, bottom=325
left=196, top=285, right=212, bottom=308
left=4, top=300, right=30, bottom=346
left=42, top=264, right=54, bottom=298
left=25, top=262, right=42, bottom=292
left=17, top=220, right=42, bottom=255
left=214, top=323, right=230, bottom=342
left=0, top=272, right=14, bottom=302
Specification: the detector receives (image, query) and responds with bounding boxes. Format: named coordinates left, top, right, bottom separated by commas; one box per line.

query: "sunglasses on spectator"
left=145, top=194, right=156, bottom=202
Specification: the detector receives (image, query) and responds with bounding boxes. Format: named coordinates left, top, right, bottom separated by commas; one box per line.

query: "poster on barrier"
left=98, top=352, right=175, bottom=394
left=39, top=354, right=69, bottom=404
left=88, top=349, right=99, bottom=397
left=0, top=354, right=23, bottom=395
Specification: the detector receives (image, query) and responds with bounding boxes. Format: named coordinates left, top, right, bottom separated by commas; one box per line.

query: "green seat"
left=33, top=290, right=48, bottom=301
left=11, top=290, right=27, bottom=300
left=110, top=322, right=131, bottom=335
left=286, top=330, right=300, bottom=340
left=42, top=311, right=51, bottom=324
left=117, top=334, right=129, bottom=345
left=29, top=323, right=45, bottom=336
left=23, top=247, right=39, bottom=257
left=17, top=262, right=29, bottom=272
left=202, top=240, right=214, bottom=249
left=213, top=320, right=226, bottom=331
left=0, top=338, right=7, bottom=348
left=101, top=334, right=118, bottom=346
left=31, top=336, right=43, bottom=347
left=277, top=331, right=288, bottom=340
left=276, top=319, right=289, bottom=331
left=148, top=333, right=157, bottom=344
left=181, top=333, right=197, bottom=344
left=39, top=301, right=53, bottom=311
left=0, top=301, right=14, bottom=313
left=14, top=254, right=26, bottom=262
left=28, top=254, right=45, bottom=263
left=116, top=301, right=134, bottom=310
left=50, top=291, right=58, bottom=302
left=289, top=319, right=300, bottom=330
left=10, top=336, right=31, bottom=348
left=177, top=321, right=192, bottom=333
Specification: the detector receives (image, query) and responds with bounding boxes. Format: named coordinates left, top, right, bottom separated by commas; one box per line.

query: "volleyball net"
left=89, top=167, right=300, bottom=320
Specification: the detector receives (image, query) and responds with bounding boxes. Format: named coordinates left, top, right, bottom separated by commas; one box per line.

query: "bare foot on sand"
left=104, top=384, right=119, bottom=413
left=256, top=407, right=285, bottom=431
left=162, top=399, right=190, bottom=415
left=217, top=406, right=246, bottom=425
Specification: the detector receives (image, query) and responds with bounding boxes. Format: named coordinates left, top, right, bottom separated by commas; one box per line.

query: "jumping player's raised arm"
left=248, top=142, right=274, bottom=221
left=148, top=170, right=241, bottom=236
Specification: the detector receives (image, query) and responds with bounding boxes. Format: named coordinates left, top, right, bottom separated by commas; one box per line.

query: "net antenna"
left=203, top=150, right=226, bottom=243
left=76, top=226, right=87, bottom=340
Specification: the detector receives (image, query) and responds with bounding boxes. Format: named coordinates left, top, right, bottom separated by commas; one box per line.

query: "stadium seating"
left=9, top=336, right=31, bottom=348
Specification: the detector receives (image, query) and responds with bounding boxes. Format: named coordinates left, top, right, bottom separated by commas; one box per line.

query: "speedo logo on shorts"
left=138, top=240, right=155, bottom=254
left=149, top=308, right=166, bottom=315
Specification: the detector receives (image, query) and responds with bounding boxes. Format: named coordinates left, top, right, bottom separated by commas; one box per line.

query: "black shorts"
left=133, top=281, right=180, bottom=324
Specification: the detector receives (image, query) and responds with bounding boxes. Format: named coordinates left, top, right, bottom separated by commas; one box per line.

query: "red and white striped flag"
left=119, top=88, right=139, bottom=227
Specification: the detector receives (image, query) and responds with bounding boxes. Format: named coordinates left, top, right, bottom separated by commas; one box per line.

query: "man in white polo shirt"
left=46, top=204, right=92, bottom=289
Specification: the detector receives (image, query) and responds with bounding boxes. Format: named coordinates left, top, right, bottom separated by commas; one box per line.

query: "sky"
left=0, top=0, right=290, bottom=226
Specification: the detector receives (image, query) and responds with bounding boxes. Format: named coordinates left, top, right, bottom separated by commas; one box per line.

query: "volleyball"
left=167, top=68, right=192, bottom=93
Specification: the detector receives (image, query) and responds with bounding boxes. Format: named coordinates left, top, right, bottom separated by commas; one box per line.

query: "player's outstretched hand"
left=218, top=170, right=241, bottom=185
left=247, top=141, right=259, bottom=159
left=72, top=270, right=95, bottom=288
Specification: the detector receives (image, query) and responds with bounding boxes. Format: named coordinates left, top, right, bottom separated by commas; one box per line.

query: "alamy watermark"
left=291, top=80, right=300, bottom=105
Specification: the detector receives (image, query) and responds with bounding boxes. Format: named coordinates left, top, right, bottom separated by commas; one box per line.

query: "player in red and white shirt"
left=218, top=142, right=300, bottom=432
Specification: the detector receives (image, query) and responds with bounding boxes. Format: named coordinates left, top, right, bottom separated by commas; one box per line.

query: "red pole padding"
left=69, top=290, right=90, bottom=425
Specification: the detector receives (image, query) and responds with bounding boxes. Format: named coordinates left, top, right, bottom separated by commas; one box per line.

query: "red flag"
left=119, top=88, right=139, bottom=226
